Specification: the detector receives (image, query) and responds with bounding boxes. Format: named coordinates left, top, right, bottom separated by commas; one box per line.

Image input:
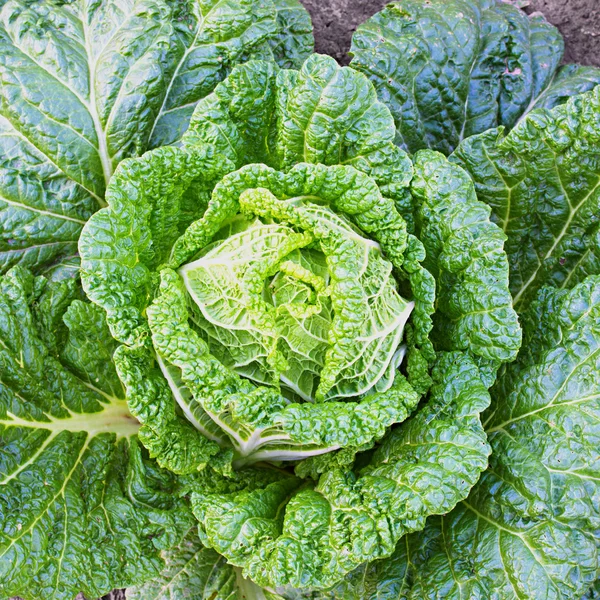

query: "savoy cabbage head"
left=125, top=78, right=600, bottom=600
left=78, top=54, right=521, bottom=590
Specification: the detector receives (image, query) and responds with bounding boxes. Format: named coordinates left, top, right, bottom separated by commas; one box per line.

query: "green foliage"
left=351, top=0, right=600, bottom=155
left=4, top=1, right=600, bottom=598
left=126, top=527, right=274, bottom=600
left=329, top=276, right=600, bottom=600
left=190, top=351, right=491, bottom=590
left=452, top=86, right=600, bottom=311
left=0, top=0, right=313, bottom=274
left=0, top=267, right=193, bottom=599
left=76, top=53, right=520, bottom=592
left=411, top=150, right=521, bottom=363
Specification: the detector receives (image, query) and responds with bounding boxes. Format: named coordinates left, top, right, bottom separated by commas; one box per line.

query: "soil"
left=10, top=2, right=599, bottom=600
left=525, top=0, right=600, bottom=66
left=301, top=0, right=600, bottom=66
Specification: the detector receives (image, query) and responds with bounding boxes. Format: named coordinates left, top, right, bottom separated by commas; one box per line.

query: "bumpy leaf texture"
left=350, top=0, right=600, bottom=155
left=189, top=350, right=492, bottom=590
left=300, top=93, right=600, bottom=600
left=328, top=276, right=600, bottom=600
left=176, top=164, right=415, bottom=400
left=126, top=526, right=281, bottom=600
left=79, top=55, right=433, bottom=472
left=127, top=351, right=493, bottom=594
left=307, top=88, right=600, bottom=600
left=452, top=85, right=600, bottom=312
left=0, top=0, right=312, bottom=274
left=410, top=149, right=521, bottom=378
left=0, top=267, right=193, bottom=599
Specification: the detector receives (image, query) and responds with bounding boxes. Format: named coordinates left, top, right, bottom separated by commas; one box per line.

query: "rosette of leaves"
left=0, top=0, right=312, bottom=274
left=79, top=54, right=521, bottom=591
left=350, top=0, right=600, bottom=155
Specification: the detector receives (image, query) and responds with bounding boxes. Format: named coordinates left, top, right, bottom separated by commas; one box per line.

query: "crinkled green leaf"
left=126, top=526, right=277, bottom=600
left=452, top=85, right=600, bottom=311
left=0, top=0, right=312, bottom=274
left=80, top=144, right=232, bottom=346
left=411, top=150, right=521, bottom=364
left=0, top=267, right=192, bottom=599
left=261, top=0, right=314, bottom=70
left=350, top=0, right=600, bottom=155
left=113, top=342, right=224, bottom=476
left=350, top=276, right=600, bottom=599
left=190, top=351, right=491, bottom=590
left=148, top=267, right=419, bottom=464
left=307, top=518, right=441, bottom=600
left=184, top=54, right=414, bottom=211
left=148, top=0, right=314, bottom=149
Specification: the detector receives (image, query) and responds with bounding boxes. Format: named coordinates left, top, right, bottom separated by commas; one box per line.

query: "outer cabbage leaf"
left=411, top=150, right=521, bottom=364
left=0, top=267, right=192, bottom=600
left=148, top=0, right=314, bottom=149
left=452, top=85, right=600, bottom=312
left=189, top=351, right=491, bottom=590
left=260, top=0, right=314, bottom=70
left=0, top=0, right=312, bottom=274
left=350, top=0, right=600, bottom=155
left=126, top=526, right=279, bottom=600
left=336, top=276, right=600, bottom=600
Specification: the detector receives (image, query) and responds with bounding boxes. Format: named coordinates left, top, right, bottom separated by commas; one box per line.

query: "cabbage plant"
left=1, top=0, right=600, bottom=598
left=78, top=54, right=521, bottom=591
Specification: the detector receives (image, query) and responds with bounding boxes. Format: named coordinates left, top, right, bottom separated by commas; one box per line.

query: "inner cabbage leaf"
left=180, top=215, right=413, bottom=402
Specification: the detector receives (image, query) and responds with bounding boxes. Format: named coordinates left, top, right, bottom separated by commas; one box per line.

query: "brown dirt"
left=525, top=0, right=600, bottom=65
left=300, top=0, right=600, bottom=66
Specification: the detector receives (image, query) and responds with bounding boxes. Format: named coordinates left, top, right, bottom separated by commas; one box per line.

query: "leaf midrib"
left=0, top=400, right=139, bottom=437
